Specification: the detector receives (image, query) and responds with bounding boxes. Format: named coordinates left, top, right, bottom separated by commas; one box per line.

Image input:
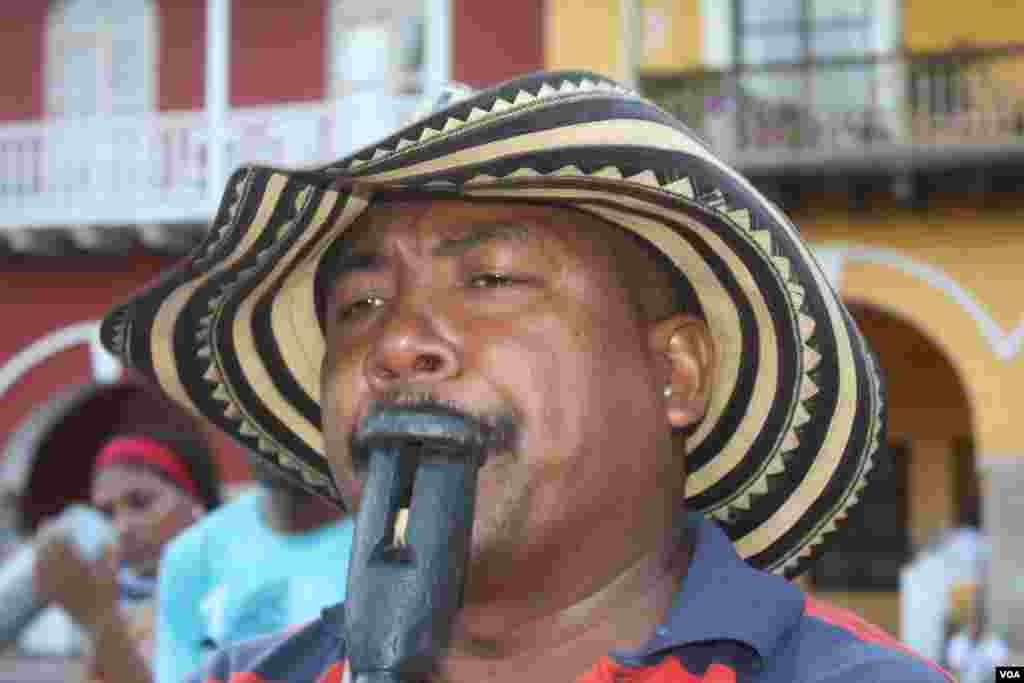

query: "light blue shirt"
left=154, top=489, right=353, bottom=683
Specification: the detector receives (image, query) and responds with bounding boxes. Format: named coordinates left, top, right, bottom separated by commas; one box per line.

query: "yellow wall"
left=797, top=205, right=1024, bottom=459
left=850, top=303, right=971, bottom=442
left=903, top=0, right=1024, bottom=51
left=544, top=1, right=703, bottom=79
left=638, top=0, right=702, bottom=72
left=849, top=304, right=967, bottom=548
left=544, top=1, right=628, bottom=81
left=908, top=439, right=958, bottom=545
left=547, top=0, right=1024, bottom=75
left=903, top=1, right=1024, bottom=112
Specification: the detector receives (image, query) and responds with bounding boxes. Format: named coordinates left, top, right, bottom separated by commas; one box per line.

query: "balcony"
left=640, top=43, right=1024, bottom=184
left=0, top=92, right=421, bottom=252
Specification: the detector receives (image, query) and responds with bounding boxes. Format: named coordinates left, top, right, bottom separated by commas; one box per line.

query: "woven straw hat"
left=101, top=71, right=885, bottom=577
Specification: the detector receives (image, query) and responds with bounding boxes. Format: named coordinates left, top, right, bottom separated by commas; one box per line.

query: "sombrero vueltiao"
left=100, top=70, right=885, bottom=578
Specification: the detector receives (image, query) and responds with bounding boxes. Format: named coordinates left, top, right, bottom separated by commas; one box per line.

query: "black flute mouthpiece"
left=343, top=406, right=486, bottom=683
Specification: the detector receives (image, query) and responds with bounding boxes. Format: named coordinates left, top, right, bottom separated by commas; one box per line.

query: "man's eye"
left=337, top=296, right=385, bottom=322
left=467, top=273, right=516, bottom=289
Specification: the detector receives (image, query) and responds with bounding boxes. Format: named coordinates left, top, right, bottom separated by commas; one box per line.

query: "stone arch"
left=812, top=243, right=1016, bottom=455
left=846, top=301, right=973, bottom=444
left=808, top=298, right=978, bottom=638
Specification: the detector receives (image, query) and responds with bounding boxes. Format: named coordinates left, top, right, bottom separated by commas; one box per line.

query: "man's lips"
left=349, top=397, right=519, bottom=469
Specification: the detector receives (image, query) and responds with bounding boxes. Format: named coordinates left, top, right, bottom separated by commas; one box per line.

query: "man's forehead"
left=321, top=198, right=644, bottom=293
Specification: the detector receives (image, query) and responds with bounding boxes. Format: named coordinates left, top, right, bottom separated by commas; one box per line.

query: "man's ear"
left=649, top=314, right=715, bottom=429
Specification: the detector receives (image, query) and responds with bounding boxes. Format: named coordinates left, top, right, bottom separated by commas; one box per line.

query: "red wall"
left=160, top=1, right=330, bottom=112
left=230, top=0, right=327, bottom=107
left=451, top=0, right=545, bottom=88
left=4, top=0, right=546, bottom=117
left=0, top=4, right=46, bottom=121
left=0, top=253, right=251, bottom=484
left=158, top=0, right=206, bottom=111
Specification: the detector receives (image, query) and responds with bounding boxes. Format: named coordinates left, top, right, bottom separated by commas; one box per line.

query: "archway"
left=807, top=301, right=977, bottom=639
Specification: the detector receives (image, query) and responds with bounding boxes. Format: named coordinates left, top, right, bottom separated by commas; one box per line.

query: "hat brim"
left=101, top=71, right=885, bottom=577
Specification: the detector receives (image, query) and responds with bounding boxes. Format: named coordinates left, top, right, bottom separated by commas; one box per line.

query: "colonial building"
left=546, top=0, right=1024, bottom=656
left=0, top=0, right=545, bottom=485
left=2, top=0, right=1021, bottom=661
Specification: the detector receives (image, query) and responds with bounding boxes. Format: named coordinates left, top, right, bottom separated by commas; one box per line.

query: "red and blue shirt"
left=188, top=514, right=952, bottom=682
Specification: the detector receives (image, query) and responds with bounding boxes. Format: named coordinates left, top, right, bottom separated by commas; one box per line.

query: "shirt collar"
left=628, top=512, right=805, bottom=663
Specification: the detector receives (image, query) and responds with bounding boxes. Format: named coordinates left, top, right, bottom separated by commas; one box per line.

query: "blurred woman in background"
left=33, top=426, right=221, bottom=683
left=0, top=379, right=222, bottom=683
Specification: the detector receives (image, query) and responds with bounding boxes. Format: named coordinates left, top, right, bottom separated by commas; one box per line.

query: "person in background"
left=940, top=580, right=977, bottom=669
left=153, top=454, right=353, bottom=683
left=33, top=428, right=222, bottom=683
left=946, top=581, right=1010, bottom=683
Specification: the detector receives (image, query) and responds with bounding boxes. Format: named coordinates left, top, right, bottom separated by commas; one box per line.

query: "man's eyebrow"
left=325, top=252, right=385, bottom=285
left=432, top=222, right=532, bottom=257
left=326, top=222, right=533, bottom=284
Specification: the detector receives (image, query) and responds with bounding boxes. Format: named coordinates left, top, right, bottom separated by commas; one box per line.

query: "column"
left=205, top=0, right=229, bottom=203
left=907, top=438, right=956, bottom=551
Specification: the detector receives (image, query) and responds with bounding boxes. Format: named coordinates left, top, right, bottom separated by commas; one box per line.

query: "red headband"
left=95, top=436, right=200, bottom=499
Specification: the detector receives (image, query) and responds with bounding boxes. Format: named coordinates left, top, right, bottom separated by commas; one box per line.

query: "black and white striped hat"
left=101, top=71, right=885, bottom=577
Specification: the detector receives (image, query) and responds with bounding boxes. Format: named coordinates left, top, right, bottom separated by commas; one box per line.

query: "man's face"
left=92, top=465, right=197, bottom=575
left=320, top=200, right=681, bottom=594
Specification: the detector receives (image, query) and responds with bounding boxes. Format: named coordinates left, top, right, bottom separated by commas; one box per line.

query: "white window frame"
left=327, top=0, right=449, bottom=100
left=45, top=0, right=157, bottom=118
left=700, top=0, right=905, bottom=142
left=700, top=0, right=900, bottom=67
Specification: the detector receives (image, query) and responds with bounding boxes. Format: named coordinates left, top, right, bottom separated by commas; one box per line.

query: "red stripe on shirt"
left=197, top=674, right=268, bottom=683
left=804, top=596, right=954, bottom=681
left=227, top=675, right=270, bottom=683
left=577, top=654, right=737, bottom=682
left=315, top=661, right=345, bottom=683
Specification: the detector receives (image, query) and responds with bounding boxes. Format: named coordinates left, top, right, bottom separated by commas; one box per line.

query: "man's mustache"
left=350, top=391, right=519, bottom=473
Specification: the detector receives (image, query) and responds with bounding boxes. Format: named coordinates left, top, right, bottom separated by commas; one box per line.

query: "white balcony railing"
left=0, top=92, right=422, bottom=231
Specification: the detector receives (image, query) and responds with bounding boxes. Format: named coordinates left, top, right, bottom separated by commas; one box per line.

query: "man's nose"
left=365, top=308, right=460, bottom=389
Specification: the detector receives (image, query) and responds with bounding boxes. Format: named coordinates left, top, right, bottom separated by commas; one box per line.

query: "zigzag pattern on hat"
left=458, top=161, right=819, bottom=522
left=338, top=75, right=636, bottom=174
left=194, top=174, right=252, bottom=267
left=527, top=160, right=882, bottom=573
left=193, top=185, right=337, bottom=497
left=779, top=331, right=884, bottom=575
left=104, top=174, right=256, bottom=360
left=105, top=311, right=132, bottom=359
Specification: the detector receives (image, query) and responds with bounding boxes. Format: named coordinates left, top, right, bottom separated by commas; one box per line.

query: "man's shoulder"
left=777, top=596, right=953, bottom=682
left=188, top=613, right=343, bottom=683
